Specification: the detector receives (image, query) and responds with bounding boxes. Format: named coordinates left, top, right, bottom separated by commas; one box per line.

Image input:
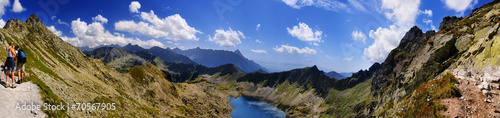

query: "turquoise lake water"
left=230, top=96, right=286, bottom=118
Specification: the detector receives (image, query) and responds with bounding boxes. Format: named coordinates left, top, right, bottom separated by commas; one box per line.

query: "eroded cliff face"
left=354, top=0, right=500, bottom=117
left=0, top=14, right=232, bottom=117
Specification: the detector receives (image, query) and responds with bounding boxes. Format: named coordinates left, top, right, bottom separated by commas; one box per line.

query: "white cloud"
left=441, top=0, right=478, bottom=14
left=274, top=45, right=317, bottom=55
left=11, top=0, right=25, bottom=13
left=0, top=19, right=5, bottom=28
left=209, top=27, right=245, bottom=47
left=351, top=31, right=366, bottom=43
left=348, top=0, right=366, bottom=11
left=422, top=9, right=432, bottom=17
left=423, top=19, right=432, bottom=24
left=381, top=0, right=421, bottom=29
left=0, top=0, right=10, bottom=17
left=256, top=24, right=261, bottom=31
left=57, top=19, right=69, bottom=26
left=92, top=14, right=108, bottom=24
left=363, top=0, right=421, bottom=63
left=48, top=25, right=62, bottom=36
left=251, top=49, right=267, bottom=53
left=255, top=39, right=263, bottom=43
left=281, top=0, right=349, bottom=12
left=423, top=18, right=436, bottom=30
left=129, top=1, right=141, bottom=13
left=287, top=22, right=322, bottom=42
left=115, top=11, right=200, bottom=41
left=62, top=18, right=163, bottom=48
left=364, top=25, right=403, bottom=62
left=343, top=56, right=354, bottom=62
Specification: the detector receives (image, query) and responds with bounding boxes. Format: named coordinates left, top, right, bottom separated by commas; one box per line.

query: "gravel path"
left=0, top=68, right=46, bottom=117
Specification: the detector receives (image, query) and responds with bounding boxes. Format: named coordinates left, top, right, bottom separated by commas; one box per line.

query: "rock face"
left=85, top=47, right=162, bottom=73
left=0, top=14, right=232, bottom=117
left=439, top=16, right=463, bottom=31
left=346, top=0, right=500, bottom=117
left=237, top=65, right=334, bottom=97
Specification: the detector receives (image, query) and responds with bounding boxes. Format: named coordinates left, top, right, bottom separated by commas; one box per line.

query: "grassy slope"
left=320, top=79, right=372, bottom=117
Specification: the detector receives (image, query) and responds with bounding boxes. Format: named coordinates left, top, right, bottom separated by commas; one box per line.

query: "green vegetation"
left=129, top=65, right=146, bottom=83
left=187, top=77, right=207, bottom=84
left=399, top=72, right=460, bottom=117
left=176, top=105, right=195, bottom=116
left=320, top=79, right=372, bottom=117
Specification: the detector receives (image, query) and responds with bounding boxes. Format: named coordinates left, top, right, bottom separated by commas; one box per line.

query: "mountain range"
left=169, top=47, right=268, bottom=73
left=85, top=44, right=269, bottom=73
left=4, top=0, right=500, bottom=117
left=324, top=71, right=346, bottom=80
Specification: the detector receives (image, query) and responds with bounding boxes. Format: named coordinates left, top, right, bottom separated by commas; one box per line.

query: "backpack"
left=17, top=49, right=26, bottom=63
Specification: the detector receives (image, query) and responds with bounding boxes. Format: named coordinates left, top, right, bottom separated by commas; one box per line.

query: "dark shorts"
left=6, top=57, right=14, bottom=72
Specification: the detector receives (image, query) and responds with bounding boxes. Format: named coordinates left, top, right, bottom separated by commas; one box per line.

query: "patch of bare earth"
left=440, top=78, right=500, bottom=117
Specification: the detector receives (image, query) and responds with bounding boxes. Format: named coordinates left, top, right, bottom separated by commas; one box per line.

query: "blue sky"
left=0, top=0, right=493, bottom=72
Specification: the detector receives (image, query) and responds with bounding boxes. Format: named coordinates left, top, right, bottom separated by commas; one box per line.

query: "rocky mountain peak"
left=439, top=16, right=462, bottom=31
left=401, top=26, right=423, bottom=41
left=234, top=49, right=243, bottom=57
left=26, top=14, right=42, bottom=26
left=3, top=18, right=25, bottom=30
left=310, top=65, right=320, bottom=72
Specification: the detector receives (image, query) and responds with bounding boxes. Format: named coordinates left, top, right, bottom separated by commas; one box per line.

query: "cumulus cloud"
left=351, top=31, right=366, bottom=43
left=364, top=25, right=403, bottom=62
left=441, top=0, right=478, bottom=14
left=381, top=0, right=421, bottom=28
left=287, top=22, right=322, bottom=42
left=209, top=27, right=245, bottom=47
left=422, top=9, right=432, bottom=17
left=343, top=56, right=354, bottom=62
left=92, top=14, right=108, bottom=24
left=281, top=0, right=349, bottom=12
left=363, top=0, right=421, bottom=63
left=256, top=24, right=261, bottom=31
left=274, top=45, right=317, bottom=55
left=129, top=1, right=141, bottom=13
left=251, top=49, right=267, bottom=53
left=255, top=39, right=263, bottom=43
left=48, top=25, right=62, bottom=36
left=62, top=18, right=163, bottom=48
left=0, top=0, right=10, bottom=17
left=11, top=0, right=24, bottom=13
left=0, top=19, right=5, bottom=28
left=423, top=18, right=436, bottom=30
left=115, top=11, right=200, bottom=41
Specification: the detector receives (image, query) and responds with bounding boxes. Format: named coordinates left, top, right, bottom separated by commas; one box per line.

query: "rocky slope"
left=85, top=47, right=164, bottom=73
left=0, top=14, right=232, bottom=117
left=85, top=46, right=245, bottom=82
left=338, top=0, right=500, bottom=117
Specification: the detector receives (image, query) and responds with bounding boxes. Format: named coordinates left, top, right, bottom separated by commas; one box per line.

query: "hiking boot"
left=11, top=84, right=16, bottom=88
left=5, top=82, right=9, bottom=87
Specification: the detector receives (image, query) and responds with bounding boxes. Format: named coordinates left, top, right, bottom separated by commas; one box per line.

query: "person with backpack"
left=15, top=46, right=26, bottom=84
left=5, top=42, right=16, bottom=88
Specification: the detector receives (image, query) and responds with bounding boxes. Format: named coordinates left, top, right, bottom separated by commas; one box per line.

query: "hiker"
left=15, top=46, right=26, bottom=84
left=5, top=42, right=16, bottom=88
